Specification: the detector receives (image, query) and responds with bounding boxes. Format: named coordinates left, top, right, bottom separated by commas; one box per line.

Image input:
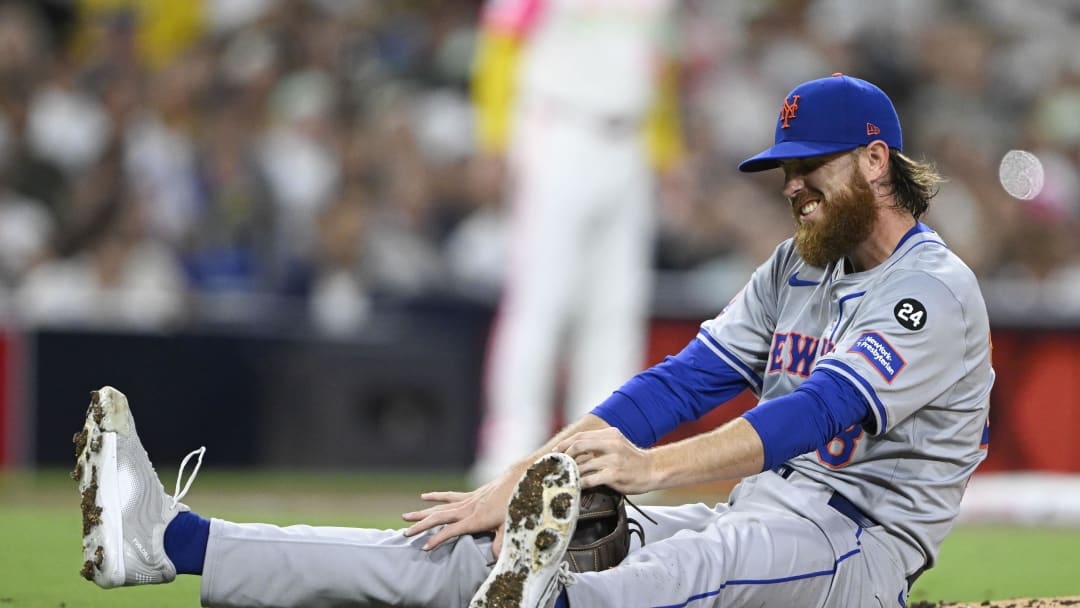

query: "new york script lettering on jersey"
left=697, top=223, right=994, bottom=575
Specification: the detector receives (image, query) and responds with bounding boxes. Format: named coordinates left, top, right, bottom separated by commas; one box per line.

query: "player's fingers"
left=580, top=453, right=644, bottom=493
left=403, top=490, right=476, bottom=520
left=419, top=491, right=470, bottom=503
left=422, top=519, right=478, bottom=551
left=575, top=457, right=612, bottom=486
left=402, top=501, right=456, bottom=522
left=401, top=511, right=429, bottom=523
left=402, top=505, right=464, bottom=535
left=567, top=448, right=596, bottom=468
left=555, top=428, right=614, bottom=453
left=555, top=432, right=589, bottom=453
left=562, top=436, right=609, bottom=459
left=579, top=467, right=611, bottom=490
left=420, top=527, right=453, bottom=551
left=402, top=516, right=438, bottom=537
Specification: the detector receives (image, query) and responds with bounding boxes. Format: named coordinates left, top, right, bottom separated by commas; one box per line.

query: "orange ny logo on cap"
left=780, top=94, right=800, bottom=129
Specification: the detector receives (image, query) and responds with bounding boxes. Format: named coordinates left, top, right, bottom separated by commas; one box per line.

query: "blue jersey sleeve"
left=741, top=368, right=872, bottom=471
left=591, top=337, right=751, bottom=447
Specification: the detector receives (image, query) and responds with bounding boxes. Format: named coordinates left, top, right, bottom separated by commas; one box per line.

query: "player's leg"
left=467, top=452, right=750, bottom=608
left=75, top=387, right=495, bottom=607
left=564, top=131, right=654, bottom=421
left=472, top=110, right=594, bottom=484
left=566, top=510, right=844, bottom=607
left=566, top=473, right=889, bottom=607
left=626, top=501, right=729, bottom=551
left=485, top=470, right=892, bottom=608
left=201, top=520, right=494, bottom=607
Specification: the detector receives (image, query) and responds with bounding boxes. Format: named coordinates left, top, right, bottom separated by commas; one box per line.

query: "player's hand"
left=400, top=468, right=521, bottom=553
left=556, top=427, right=656, bottom=495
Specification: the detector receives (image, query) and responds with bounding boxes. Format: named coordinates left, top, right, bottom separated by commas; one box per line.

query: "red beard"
left=792, top=172, right=877, bottom=268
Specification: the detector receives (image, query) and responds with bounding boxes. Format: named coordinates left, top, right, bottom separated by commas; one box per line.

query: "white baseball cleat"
left=73, top=386, right=205, bottom=587
left=469, top=452, right=581, bottom=608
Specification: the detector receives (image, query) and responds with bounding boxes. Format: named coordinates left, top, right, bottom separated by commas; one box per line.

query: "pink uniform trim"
left=482, top=0, right=545, bottom=37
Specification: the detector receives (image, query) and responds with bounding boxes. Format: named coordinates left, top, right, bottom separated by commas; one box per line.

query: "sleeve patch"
left=847, top=332, right=906, bottom=383
left=894, top=298, right=927, bottom=331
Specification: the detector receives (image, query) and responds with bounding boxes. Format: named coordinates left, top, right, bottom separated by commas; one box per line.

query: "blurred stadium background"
left=1, top=0, right=1080, bottom=592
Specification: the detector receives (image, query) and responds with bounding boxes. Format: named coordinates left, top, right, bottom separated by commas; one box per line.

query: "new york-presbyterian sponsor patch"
left=848, top=331, right=906, bottom=383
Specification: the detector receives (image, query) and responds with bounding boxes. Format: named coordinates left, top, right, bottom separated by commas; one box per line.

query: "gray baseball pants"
left=199, top=471, right=910, bottom=607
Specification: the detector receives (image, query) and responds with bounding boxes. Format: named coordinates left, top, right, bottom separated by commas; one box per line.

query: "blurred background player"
left=469, top=0, right=685, bottom=484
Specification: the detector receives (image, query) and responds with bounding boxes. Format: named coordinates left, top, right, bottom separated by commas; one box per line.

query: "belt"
left=775, top=465, right=923, bottom=591
left=775, top=465, right=879, bottom=529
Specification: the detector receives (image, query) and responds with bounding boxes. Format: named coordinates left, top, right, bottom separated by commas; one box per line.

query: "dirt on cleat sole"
left=79, top=467, right=102, bottom=536
left=74, top=388, right=118, bottom=585
left=477, top=570, right=529, bottom=608
left=76, top=406, right=104, bottom=581
left=471, top=454, right=580, bottom=608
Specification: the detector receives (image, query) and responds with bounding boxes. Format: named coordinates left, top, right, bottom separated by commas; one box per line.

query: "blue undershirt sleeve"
left=591, top=337, right=751, bottom=448
left=741, top=368, right=872, bottom=472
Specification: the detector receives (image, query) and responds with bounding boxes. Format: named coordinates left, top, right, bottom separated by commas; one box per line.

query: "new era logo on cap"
left=740, top=73, right=903, bottom=172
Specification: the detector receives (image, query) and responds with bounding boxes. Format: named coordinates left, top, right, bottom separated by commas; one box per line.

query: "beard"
left=792, top=171, right=877, bottom=267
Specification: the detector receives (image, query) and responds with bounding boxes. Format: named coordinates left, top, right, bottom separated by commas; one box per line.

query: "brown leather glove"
left=563, top=485, right=645, bottom=572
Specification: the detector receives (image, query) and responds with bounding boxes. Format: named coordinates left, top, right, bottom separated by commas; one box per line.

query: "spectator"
left=15, top=189, right=187, bottom=329
left=307, top=187, right=373, bottom=334
left=0, top=0, right=1073, bottom=331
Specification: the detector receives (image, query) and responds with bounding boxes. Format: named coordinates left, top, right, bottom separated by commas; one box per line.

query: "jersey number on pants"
left=818, top=424, right=864, bottom=468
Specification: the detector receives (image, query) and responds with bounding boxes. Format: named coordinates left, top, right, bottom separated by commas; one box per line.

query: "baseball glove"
left=562, top=485, right=650, bottom=572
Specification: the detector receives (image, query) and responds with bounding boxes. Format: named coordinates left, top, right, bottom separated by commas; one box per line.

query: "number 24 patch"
left=894, top=298, right=926, bottom=331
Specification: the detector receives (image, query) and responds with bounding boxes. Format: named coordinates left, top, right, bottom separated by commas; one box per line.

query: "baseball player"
left=75, top=74, right=992, bottom=608
left=469, top=0, right=682, bottom=484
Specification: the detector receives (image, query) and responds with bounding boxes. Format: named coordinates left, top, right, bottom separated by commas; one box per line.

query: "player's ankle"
left=164, top=511, right=210, bottom=575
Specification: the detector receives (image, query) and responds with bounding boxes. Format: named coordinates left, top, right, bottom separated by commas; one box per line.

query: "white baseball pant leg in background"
left=476, top=101, right=653, bottom=482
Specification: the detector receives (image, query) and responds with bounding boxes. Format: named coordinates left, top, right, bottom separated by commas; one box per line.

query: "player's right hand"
left=400, top=466, right=523, bottom=554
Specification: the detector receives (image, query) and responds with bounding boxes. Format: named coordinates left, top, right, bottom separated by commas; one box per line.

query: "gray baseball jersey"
left=195, top=224, right=992, bottom=608
left=698, top=223, right=993, bottom=576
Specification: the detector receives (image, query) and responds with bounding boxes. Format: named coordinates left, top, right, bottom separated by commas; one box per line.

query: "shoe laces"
left=623, top=494, right=656, bottom=547
left=538, top=562, right=575, bottom=608
left=623, top=495, right=657, bottom=526
left=171, top=446, right=206, bottom=509
left=555, top=561, right=574, bottom=586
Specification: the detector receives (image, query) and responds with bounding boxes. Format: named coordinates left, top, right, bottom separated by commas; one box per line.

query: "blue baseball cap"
left=738, top=73, right=902, bottom=173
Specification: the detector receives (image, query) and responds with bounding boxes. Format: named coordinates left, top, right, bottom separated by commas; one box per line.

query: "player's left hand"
left=400, top=464, right=523, bottom=555
left=556, top=427, right=657, bottom=495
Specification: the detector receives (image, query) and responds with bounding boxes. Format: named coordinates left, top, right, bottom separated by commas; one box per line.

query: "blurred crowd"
left=0, top=0, right=1078, bottom=331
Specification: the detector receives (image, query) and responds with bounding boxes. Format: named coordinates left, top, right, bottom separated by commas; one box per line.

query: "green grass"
left=3, top=470, right=1079, bottom=607
left=910, top=526, right=1080, bottom=604
left=1, top=469, right=450, bottom=608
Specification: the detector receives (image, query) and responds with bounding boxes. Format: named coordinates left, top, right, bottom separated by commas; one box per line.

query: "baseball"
left=998, top=149, right=1045, bottom=200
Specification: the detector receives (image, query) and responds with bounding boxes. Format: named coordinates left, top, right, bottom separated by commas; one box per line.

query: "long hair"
left=887, top=150, right=944, bottom=220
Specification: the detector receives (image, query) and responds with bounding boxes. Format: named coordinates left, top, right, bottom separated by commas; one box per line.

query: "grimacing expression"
left=784, top=153, right=878, bottom=267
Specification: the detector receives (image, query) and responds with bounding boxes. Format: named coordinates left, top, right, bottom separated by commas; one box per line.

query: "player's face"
left=781, top=151, right=877, bottom=267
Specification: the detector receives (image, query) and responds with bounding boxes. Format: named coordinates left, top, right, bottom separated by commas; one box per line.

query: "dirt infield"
left=910, top=598, right=1080, bottom=607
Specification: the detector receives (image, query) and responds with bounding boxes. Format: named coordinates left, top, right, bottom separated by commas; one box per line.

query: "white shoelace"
left=539, top=561, right=575, bottom=608
left=171, top=446, right=206, bottom=509
left=555, top=561, right=574, bottom=586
